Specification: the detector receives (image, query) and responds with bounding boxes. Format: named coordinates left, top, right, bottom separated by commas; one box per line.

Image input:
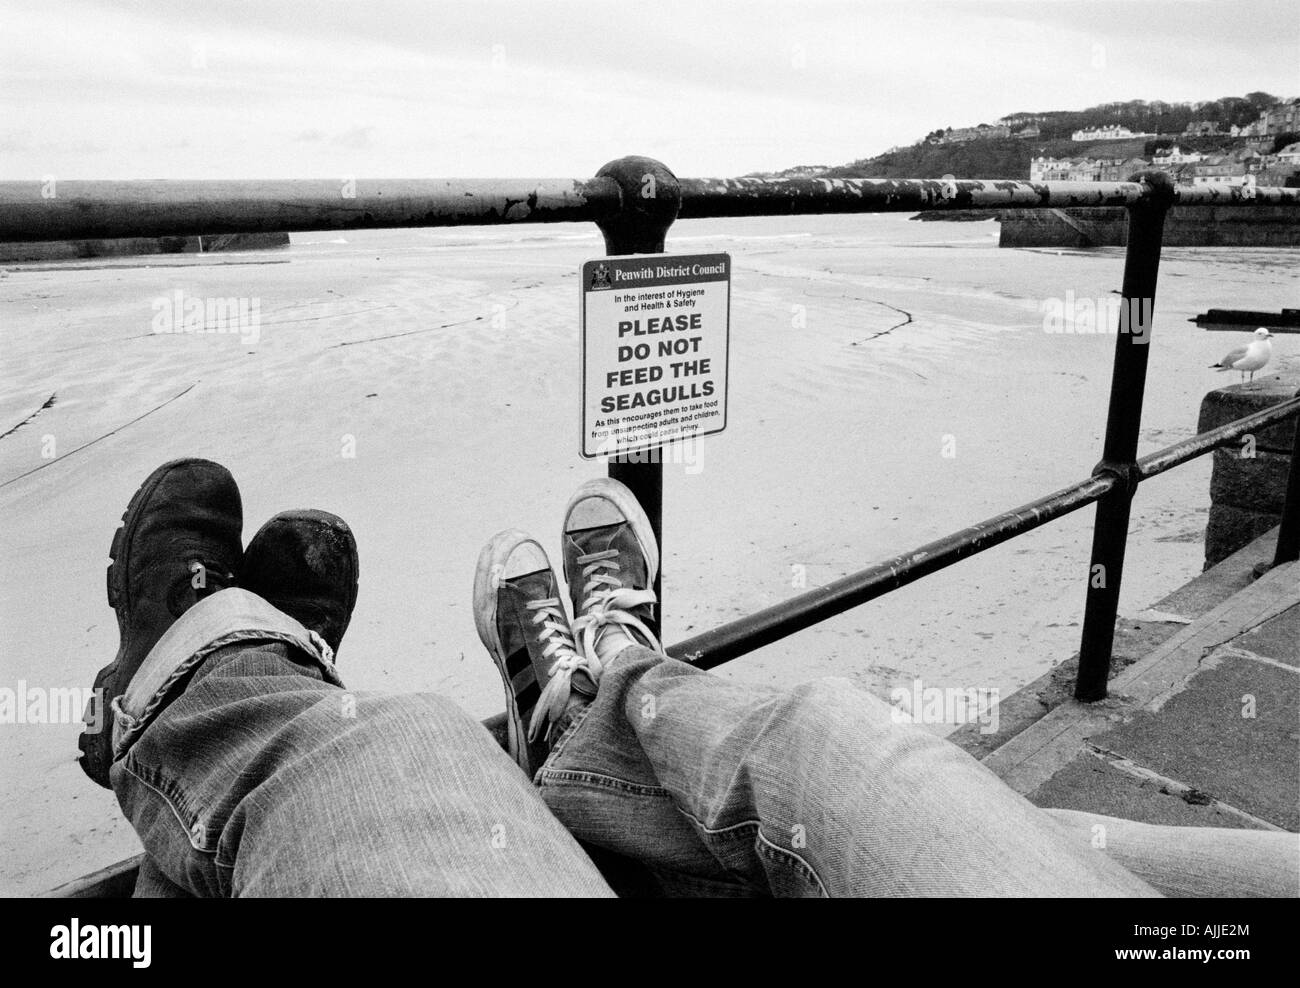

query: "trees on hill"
left=999, top=94, right=1279, bottom=140
left=825, top=93, right=1289, bottom=180
left=826, top=139, right=1031, bottom=180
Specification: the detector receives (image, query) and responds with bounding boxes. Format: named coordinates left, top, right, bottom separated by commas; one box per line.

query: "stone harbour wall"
left=1198, top=372, right=1299, bottom=568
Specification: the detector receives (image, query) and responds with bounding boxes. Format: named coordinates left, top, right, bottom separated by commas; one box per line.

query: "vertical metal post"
left=1272, top=396, right=1300, bottom=567
left=592, top=157, right=681, bottom=628
left=1075, top=174, right=1174, bottom=702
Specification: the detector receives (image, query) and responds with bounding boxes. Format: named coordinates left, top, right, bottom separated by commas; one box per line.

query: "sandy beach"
left=2, top=212, right=1296, bottom=894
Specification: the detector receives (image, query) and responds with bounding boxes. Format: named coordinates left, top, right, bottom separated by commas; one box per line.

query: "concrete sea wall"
left=0, top=232, right=289, bottom=262
left=999, top=205, right=1300, bottom=248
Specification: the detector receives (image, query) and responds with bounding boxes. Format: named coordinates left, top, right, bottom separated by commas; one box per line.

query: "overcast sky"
left=1, top=0, right=1296, bottom=180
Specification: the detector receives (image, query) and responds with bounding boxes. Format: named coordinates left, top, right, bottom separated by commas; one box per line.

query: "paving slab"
left=1237, top=605, right=1300, bottom=667
left=1028, top=751, right=1272, bottom=829
left=984, top=555, right=1299, bottom=834
left=1092, top=655, right=1299, bottom=830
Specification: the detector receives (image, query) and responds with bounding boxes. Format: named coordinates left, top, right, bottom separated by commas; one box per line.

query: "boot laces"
left=165, top=559, right=235, bottom=616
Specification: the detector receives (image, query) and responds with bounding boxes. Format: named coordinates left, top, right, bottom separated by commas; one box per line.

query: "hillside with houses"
left=759, top=94, right=1300, bottom=188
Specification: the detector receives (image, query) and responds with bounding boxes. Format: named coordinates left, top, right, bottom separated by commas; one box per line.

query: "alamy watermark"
left=151, top=289, right=261, bottom=344
left=891, top=677, right=1000, bottom=734
left=0, top=681, right=102, bottom=732
left=591, top=433, right=706, bottom=475
left=50, top=919, right=151, bottom=968
left=1040, top=291, right=1154, bottom=342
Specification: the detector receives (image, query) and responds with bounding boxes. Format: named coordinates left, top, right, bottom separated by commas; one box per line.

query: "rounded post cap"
left=593, top=156, right=681, bottom=254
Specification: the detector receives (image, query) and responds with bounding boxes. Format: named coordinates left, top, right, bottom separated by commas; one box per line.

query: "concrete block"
left=1204, top=504, right=1281, bottom=568
left=1209, top=447, right=1291, bottom=513
left=1199, top=377, right=1297, bottom=566
left=1198, top=380, right=1299, bottom=454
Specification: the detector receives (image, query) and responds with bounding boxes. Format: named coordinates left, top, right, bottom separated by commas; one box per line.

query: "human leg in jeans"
left=482, top=477, right=1292, bottom=897
left=1042, top=810, right=1299, bottom=898
left=80, top=459, right=612, bottom=897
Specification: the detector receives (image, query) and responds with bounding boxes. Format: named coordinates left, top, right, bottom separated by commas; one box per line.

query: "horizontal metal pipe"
left=1168, top=184, right=1300, bottom=206
left=3, top=177, right=1296, bottom=243
left=669, top=398, right=1300, bottom=670
left=1137, top=395, right=1300, bottom=478
left=677, top=177, right=1300, bottom=217
left=668, top=474, right=1116, bottom=669
left=0, top=178, right=620, bottom=243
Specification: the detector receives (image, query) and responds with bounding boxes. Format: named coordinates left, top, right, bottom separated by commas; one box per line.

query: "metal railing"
left=3, top=172, right=1296, bottom=243
left=4, top=159, right=1299, bottom=707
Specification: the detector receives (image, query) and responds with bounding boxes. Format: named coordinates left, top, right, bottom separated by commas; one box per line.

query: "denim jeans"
left=111, top=590, right=612, bottom=896
left=110, top=589, right=1295, bottom=897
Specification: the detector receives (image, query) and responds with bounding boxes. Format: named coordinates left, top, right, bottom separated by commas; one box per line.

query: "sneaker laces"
left=525, top=596, right=592, bottom=742
left=570, top=549, right=663, bottom=665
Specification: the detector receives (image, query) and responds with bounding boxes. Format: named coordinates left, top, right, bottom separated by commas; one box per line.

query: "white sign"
left=580, top=252, right=730, bottom=459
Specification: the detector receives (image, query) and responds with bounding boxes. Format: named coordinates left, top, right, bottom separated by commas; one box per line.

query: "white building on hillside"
left=1029, top=156, right=1072, bottom=182
left=1066, top=158, right=1102, bottom=182
left=1275, top=142, right=1300, bottom=165
left=1071, top=124, right=1154, bottom=142
left=1190, top=156, right=1247, bottom=186
left=1152, top=145, right=1205, bottom=166
left=1263, top=99, right=1300, bottom=136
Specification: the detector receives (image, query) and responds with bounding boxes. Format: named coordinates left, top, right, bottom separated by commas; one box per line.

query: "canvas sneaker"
left=561, top=477, right=663, bottom=679
left=474, top=530, right=594, bottom=777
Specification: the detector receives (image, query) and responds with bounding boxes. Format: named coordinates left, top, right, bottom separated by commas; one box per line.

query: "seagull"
left=1210, top=327, right=1273, bottom=383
